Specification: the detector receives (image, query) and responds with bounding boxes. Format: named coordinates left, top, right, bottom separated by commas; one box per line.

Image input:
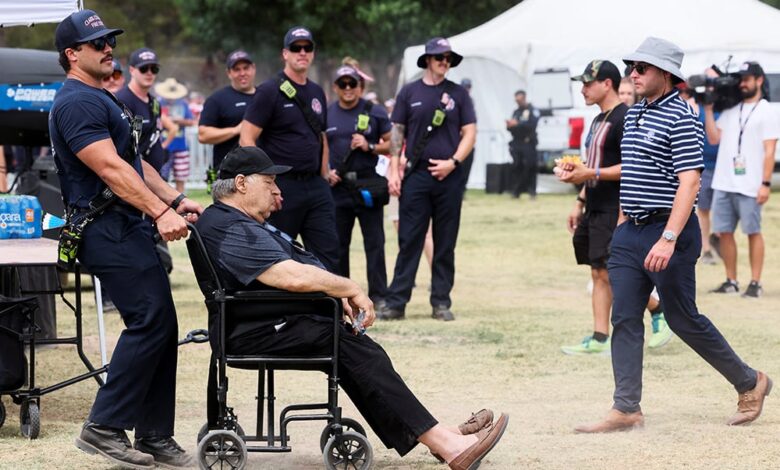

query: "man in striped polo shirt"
left=576, top=37, right=771, bottom=433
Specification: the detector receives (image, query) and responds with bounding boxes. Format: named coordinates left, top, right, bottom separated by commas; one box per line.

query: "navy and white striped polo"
left=620, top=89, right=704, bottom=220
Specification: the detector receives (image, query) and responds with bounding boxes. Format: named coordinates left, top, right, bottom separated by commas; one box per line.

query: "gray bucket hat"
left=623, top=37, right=685, bottom=82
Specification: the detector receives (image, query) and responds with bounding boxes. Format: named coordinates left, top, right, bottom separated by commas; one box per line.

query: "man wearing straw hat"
left=155, top=77, right=195, bottom=193
left=576, top=37, right=771, bottom=433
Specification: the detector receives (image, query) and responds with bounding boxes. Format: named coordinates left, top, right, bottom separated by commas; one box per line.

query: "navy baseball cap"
left=284, top=26, right=315, bottom=49
left=571, top=60, right=622, bottom=86
left=333, top=66, right=361, bottom=83
left=226, top=50, right=253, bottom=69
left=416, top=37, right=463, bottom=69
left=739, top=61, right=765, bottom=78
left=218, top=147, right=291, bottom=179
left=129, top=48, right=159, bottom=68
left=55, top=9, right=124, bottom=52
left=112, top=59, right=123, bottom=73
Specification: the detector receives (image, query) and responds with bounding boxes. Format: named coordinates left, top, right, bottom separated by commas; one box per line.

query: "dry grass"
left=1, top=189, right=779, bottom=470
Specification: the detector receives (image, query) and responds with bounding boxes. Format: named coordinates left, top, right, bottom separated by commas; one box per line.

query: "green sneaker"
left=561, top=335, right=611, bottom=356
left=648, top=313, right=673, bottom=349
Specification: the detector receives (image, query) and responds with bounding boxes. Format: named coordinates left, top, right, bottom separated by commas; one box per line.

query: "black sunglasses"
left=288, top=43, right=314, bottom=53
left=336, top=79, right=358, bottom=90
left=432, top=54, right=452, bottom=63
left=102, top=70, right=123, bottom=81
left=139, top=65, right=160, bottom=75
left=630, top=62, right=651, bottom=75
left=85, top=35, right=117, bottom=51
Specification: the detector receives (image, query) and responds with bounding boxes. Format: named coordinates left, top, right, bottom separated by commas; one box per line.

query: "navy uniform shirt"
left=243, top=72, right=327, bottom=173
left=391, top=78, right=476, bottom=163
left=115, top=86, right=165, bottom=171
left=325, top=98, right=391, bottom=174
left=199, top=85, right=256, bottom=169
left=620, top=89, right=704, bottom=220
left=49, top=79, right=142, bottom=209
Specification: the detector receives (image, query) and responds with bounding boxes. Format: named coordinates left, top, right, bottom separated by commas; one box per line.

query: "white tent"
left=0, top=0, right=81, bottom=27
left=401, top=0, right=780, bottom=189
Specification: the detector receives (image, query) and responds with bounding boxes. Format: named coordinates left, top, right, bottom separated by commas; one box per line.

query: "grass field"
left=1, top=189, right=779, bottom=469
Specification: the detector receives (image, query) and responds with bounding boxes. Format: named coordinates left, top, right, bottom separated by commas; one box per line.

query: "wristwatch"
left=368, top=143, right=376, bottom=153
left=450, top=157, right=460, bottom=167
left=761, top=180, right=771, bottom=188
left=662, top=230, right=677, bottom=242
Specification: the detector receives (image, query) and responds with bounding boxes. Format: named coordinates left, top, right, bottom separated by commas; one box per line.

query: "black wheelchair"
left=185, top=223, right=373, bottom=470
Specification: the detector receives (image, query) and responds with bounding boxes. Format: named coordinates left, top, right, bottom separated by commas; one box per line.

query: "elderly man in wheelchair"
left=193, top=146, right=508, bottom=470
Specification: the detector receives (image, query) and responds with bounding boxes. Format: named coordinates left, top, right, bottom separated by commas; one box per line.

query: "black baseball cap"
left=129, top=48, right=159, bottom=68
left=112, top=59, right=123, bottom=74
left=54, top=9, right=124, bottom=52
left=218, top=147, right=291, bottom=179
left=226, top=50, right=253, bottom=69
left=739, top=61, right=765, bottom=78
left=571, top=60, right=622, bottom=85
left=284, top=26, right=315, bottom=49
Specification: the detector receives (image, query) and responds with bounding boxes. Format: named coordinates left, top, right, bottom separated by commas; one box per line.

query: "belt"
left=629, top=209, right=672, bottom=226
left=279, top=171, right=317, bottom=181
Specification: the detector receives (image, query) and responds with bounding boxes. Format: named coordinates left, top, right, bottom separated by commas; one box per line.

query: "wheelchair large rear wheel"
left=197, top=422, right=245, bottom=445
left=197, top=430, right=247, bottom=470
left=323, top=430, right=373, bottom=470
left=319, top=417, right=367, bottom=452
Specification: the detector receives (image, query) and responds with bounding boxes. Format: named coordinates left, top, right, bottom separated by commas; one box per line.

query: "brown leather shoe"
left=432, top=409, right=495, bottom=463
left=574, top=408, right=644, bottom=433
left=448, top=413, right=508, bottom=470
left=727, top=371, right=773, bottom=426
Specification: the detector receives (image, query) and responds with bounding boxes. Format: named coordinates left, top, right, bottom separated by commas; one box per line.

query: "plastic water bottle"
left=0, top=197, right=9, bottom=240
left=4, top=196, right=21, bottom=238
left=25, top=196, right=43, bottom=238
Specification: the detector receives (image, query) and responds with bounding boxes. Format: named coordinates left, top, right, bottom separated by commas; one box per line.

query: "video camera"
left=687, top=65, right=742, bottom=112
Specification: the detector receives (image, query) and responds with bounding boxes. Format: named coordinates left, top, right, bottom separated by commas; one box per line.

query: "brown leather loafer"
left=432, top=409, right=495, bottom=463
left=448, top=413, right=509, bottom=470
left=727, top=370, right=773, bottom=426
left=574, top=408, right=644, bottom=433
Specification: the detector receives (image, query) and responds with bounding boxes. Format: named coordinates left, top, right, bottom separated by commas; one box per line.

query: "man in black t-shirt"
left=197, top=146, right=508, bottom=467
left=238, top=26, right=339, bottom=272
left=380, top=37, right=477, bottom=322
left=198, top=49, right=257, bottom=171
left=558, top=60, right=669, bottom=355
left=326, top=66, right=392, bottom=304
left=50, top=10, right=201, bottom=468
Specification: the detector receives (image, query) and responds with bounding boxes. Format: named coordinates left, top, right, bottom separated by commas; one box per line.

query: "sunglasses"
left=336, top=79, right=358, bottom=90
left=102, top=70, right=123, bottom=81
left=139, top=65, right=160, bottom=75
left=85, top=35, right=117, bottom=51
left=432, top=54, right=452, bottom=63
left=288, top=43, right=314, bottom=53
left=630, top=62, right=652, bottom=75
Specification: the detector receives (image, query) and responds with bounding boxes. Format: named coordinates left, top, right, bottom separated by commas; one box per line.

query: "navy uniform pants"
left=269, top=174, right=339, bottom=273
left=386, top=165, right=464, bottom=311
left=78, top=211, right=179, bottom=437
left=509, top=142, right=537, bottom=197
left=332, top=186, right=387, bottom=302
left=608, top=215, right=757, bottom=413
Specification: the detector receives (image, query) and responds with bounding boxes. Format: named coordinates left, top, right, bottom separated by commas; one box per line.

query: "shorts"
left=711, top=189, right=762, bottom=234
left=572, top=210, right=619, bottom=269
left=698, top=167, right=715, bottom=211
left=171, top=150, right=190, bottom=181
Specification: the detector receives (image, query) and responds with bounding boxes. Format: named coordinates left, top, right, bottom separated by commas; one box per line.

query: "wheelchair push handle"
left=179, top=329, right=209, bottom=346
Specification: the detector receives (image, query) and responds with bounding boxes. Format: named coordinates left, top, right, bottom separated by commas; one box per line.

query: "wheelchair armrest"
left=230, top=289, right=329, bottom=301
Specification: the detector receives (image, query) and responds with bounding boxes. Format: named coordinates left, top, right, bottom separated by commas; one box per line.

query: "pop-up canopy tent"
left=0, top=0, right=81, bottom=27
left=400, top=0, right=780, bottom=188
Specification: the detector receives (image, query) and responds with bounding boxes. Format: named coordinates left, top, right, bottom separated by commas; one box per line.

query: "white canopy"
left=0, top=0, right=81, bottom=27
left=401, top=0, right=780, bottom=188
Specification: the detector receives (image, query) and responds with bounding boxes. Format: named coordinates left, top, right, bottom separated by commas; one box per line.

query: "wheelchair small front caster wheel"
left=20, top=400, right=40, bottom=439
left=197, top=430, right=247, bottom=470
left=323, top=430, right=373, bottom=470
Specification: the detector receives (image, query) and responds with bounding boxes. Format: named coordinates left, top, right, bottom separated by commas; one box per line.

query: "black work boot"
left=134, top=436, right=196, bottom=469
left=75, top=421, right=155, bottom=469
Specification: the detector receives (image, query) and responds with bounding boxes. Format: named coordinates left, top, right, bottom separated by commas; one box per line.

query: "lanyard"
left=737, top=101, right=759, bottom=155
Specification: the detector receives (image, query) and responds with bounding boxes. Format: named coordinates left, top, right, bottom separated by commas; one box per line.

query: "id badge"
left=733, top=154, right=746, bottom=175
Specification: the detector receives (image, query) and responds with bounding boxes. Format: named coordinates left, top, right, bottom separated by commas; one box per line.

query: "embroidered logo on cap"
left=291, top=28, right=310, bottom=37
left=437, top=39, right=449, bottom=47
left=139, top=51, right=156, bottom=61
left=84, top=15, right=105, bottom=28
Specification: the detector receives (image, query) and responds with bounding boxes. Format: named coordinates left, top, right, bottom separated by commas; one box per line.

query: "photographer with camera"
left=703, top=61, right=780, bottom=298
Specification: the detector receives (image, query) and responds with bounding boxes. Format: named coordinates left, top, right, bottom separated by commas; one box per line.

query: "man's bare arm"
left=390, top=123, right=405, bottom=158
left=239, top=120, right=262, bottom=147
left=198, top=124, right=240, bottom=145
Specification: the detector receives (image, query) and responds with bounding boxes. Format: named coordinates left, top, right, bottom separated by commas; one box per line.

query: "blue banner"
left=0, top=82, right=63, bottom=112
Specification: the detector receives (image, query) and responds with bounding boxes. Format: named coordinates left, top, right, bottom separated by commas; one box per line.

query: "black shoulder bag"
left=337, top=101, right=389, bottom=208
